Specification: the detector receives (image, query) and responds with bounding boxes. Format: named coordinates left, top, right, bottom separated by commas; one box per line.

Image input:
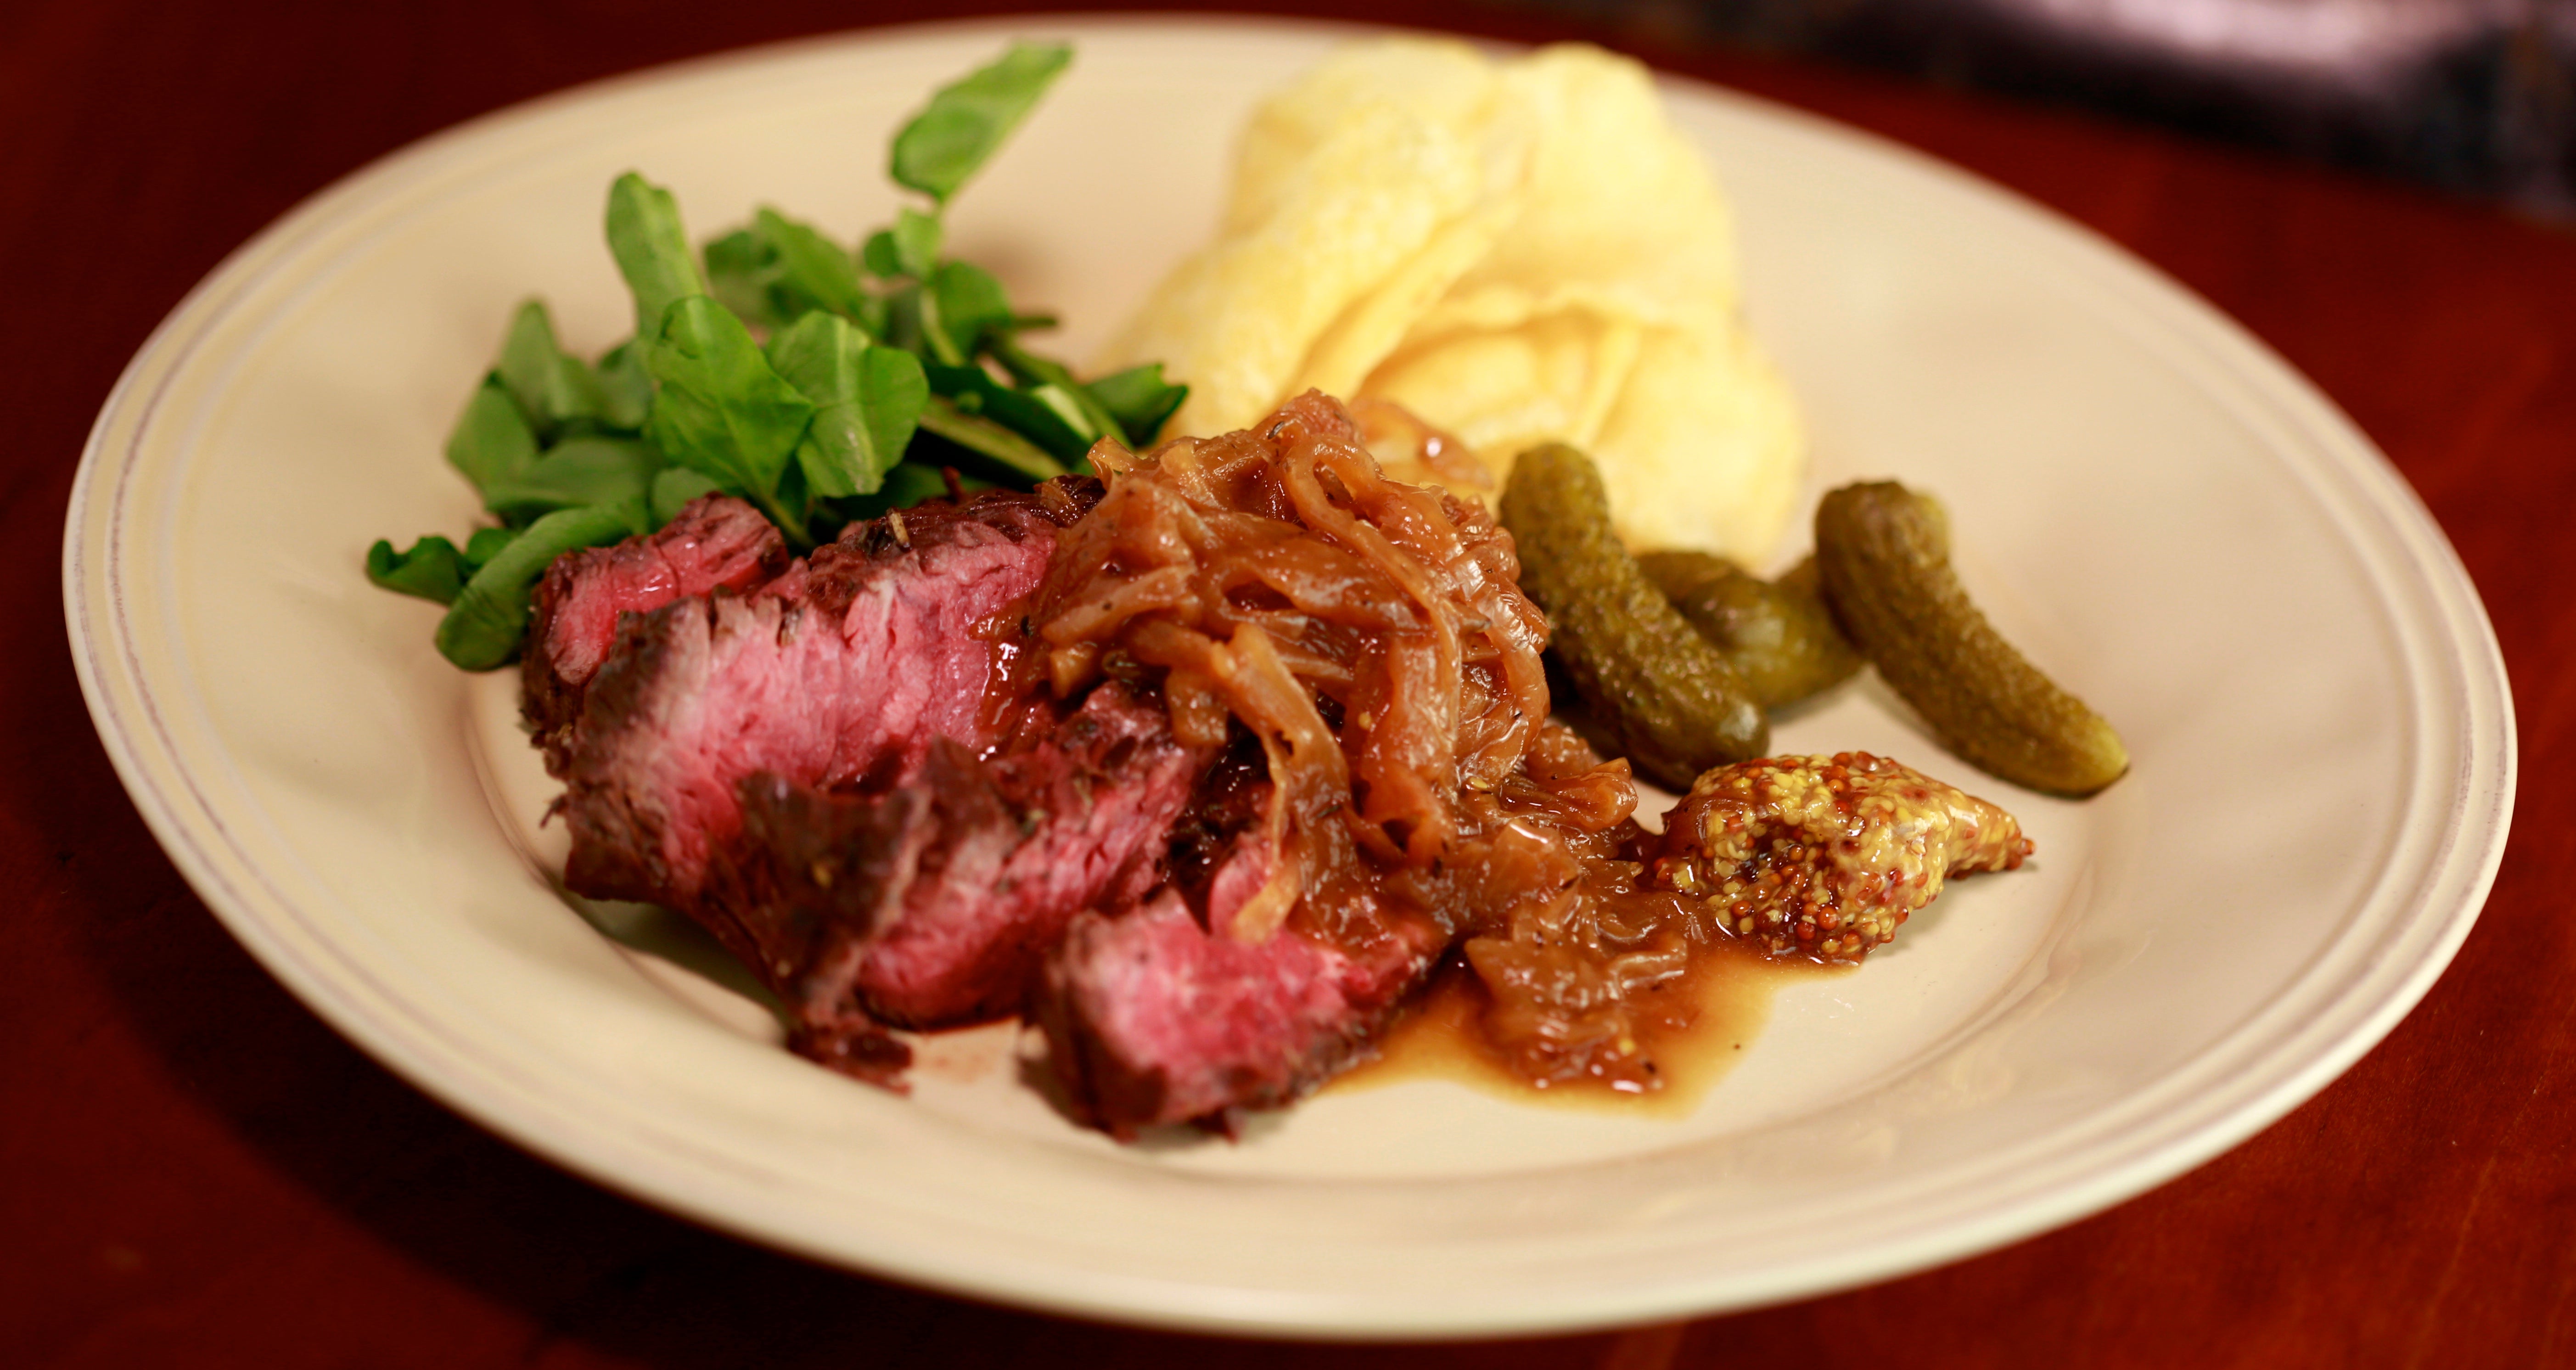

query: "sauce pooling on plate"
left=1337, top=945, right=1847, bottom=1117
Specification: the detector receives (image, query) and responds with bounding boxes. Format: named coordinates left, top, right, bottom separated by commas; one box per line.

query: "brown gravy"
left=1334, top=941, right=1852, bottom=1117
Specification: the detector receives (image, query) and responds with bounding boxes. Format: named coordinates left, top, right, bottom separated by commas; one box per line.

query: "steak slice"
left=522, top=494, right=789, bottom=774
left=708, top=681, right=1209, bottom=1063
left=857, top=682, right=1206, bottom=1024
left=1037, top=890, right=1451, bottom=1135
left=1035, top=727, right=1445, bottom=1134
left=560, top=492, right=1068, bottom=911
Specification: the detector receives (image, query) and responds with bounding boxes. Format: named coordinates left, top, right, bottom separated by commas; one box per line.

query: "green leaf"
left=709, top=213, right=877, bottom=334
left=915, top=391, right=1071, bottom=481
left=650, top=467, right=724, bottom=526
left=878, top=282, right=928, bottom=358
left=367, top=535, right=468, bottom=605
left=496, top=300, right=606, bottom=435
left=806, top=463, right=947, bottom=539
left=834, top=461, right=998, bottom=525
left=462, top=526, right=518, bottom=568
left=854, top=348, right=931, bottom=476
left=765, top=313, right=926, bottom=499
left=929, top=260, right=1011, bottom=359
left=890, top=41, right=1073, bottom=206
left=367, top=521, right=539, bottom=607
left=875, top=461, right=965, bottom=510
left=1083, top=362, right=1189, bottom=446
left=924, top=363, right=1092, bottom=466
left=757, top=208, right=870, bottom=321
left=445, top=376, right=540, bottom=495
left=435, top=500, right=655, bottom=670
left=606, top=172, right=707, bottom=337
left=984, top=338, right=1187, bottom=451
left=643, top=296, right=816, bottom=522
left=891, top=209, right=942, bottom=279
left=596, top=340, right=654, bottom=430
left=703, top=227, right=781, bottom=328
left=480, top=436, right=662, bottom=521
left=851, top=294, right=891, bottom=341
left=1028, top=384, right=1100, bottom=442
left=986, top=337, right=1070, bottom=390
left=860, top=229, right=903, bottom=280
left=986, top=336, right=1126, bottom=445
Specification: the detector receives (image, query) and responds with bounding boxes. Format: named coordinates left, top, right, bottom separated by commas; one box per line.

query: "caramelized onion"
left=1033, top=392, right=1831, bottom=1097
left=1024, top=395, right=2032, bottom=1102
left=1032, top=392, right=1561, bottom=942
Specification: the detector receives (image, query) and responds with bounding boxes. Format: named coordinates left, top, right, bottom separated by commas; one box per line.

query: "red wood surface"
left=5, top=2, right=2570, bottom=1365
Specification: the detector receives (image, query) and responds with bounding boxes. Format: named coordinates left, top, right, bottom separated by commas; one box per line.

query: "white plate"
left=64, top=16, right=2513, bottom=1338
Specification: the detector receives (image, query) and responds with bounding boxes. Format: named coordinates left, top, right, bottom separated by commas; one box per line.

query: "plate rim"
left=62, top=12, right=2517, bottom=1338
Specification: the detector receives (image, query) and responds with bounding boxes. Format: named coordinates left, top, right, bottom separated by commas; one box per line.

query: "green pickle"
left=1814, top=481, right=2127, bottom=797
left=1637, top=550, right=1863, bottom=709
left=1500, top=444, right=1766, bottom=790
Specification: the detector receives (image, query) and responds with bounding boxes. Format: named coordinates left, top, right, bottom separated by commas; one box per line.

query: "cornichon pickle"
left=1814, top=481, right=2127, bottom=796
left=1637, top=550, right=1863, bottom=710
left=1500, top=444, right=1766, bottom=789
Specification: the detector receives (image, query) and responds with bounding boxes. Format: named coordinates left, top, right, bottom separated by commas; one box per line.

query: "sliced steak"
left=522, top=494, right=789, bottom=774
left=707, top=681, right=1209, bottom=1062
left=714, top=768, right=937, bottom=1087
left=1161, top=731, right=1275, bottom=925
left=1037, top=890, right=1451, bottom=1135
left=560, top=492, right=1069, bottom=910
left=858, top=682, right=1204, bottom=1023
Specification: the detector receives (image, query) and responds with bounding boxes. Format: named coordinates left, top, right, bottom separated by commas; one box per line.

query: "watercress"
left=368, top=40, right=1188, bottom=671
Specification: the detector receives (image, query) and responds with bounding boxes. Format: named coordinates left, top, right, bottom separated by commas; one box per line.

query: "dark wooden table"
left=6, top=2, right=2570, bottom=1365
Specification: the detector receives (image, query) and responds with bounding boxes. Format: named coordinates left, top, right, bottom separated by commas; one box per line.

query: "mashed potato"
left=1096, top=39, right=1804, bottom=562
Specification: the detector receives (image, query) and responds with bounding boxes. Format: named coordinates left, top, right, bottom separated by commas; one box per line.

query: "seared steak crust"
left=559, top=492, right=1069, bottom=910
left=1037, top=893, right=1449, bottom=1135
left=522, top=495, right=788, bottom=774
left=855, top=682, right=1207, bottom=1025
left=545, top=482, right=1195, bottom=1054
left=706, top=682, right=1209, bottom=1069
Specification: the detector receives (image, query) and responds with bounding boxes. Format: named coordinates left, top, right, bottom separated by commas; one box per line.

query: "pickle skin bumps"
left=1500, top=443, right=1766, bottom=789
left=1814, top=481, right=2129, bottom=798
